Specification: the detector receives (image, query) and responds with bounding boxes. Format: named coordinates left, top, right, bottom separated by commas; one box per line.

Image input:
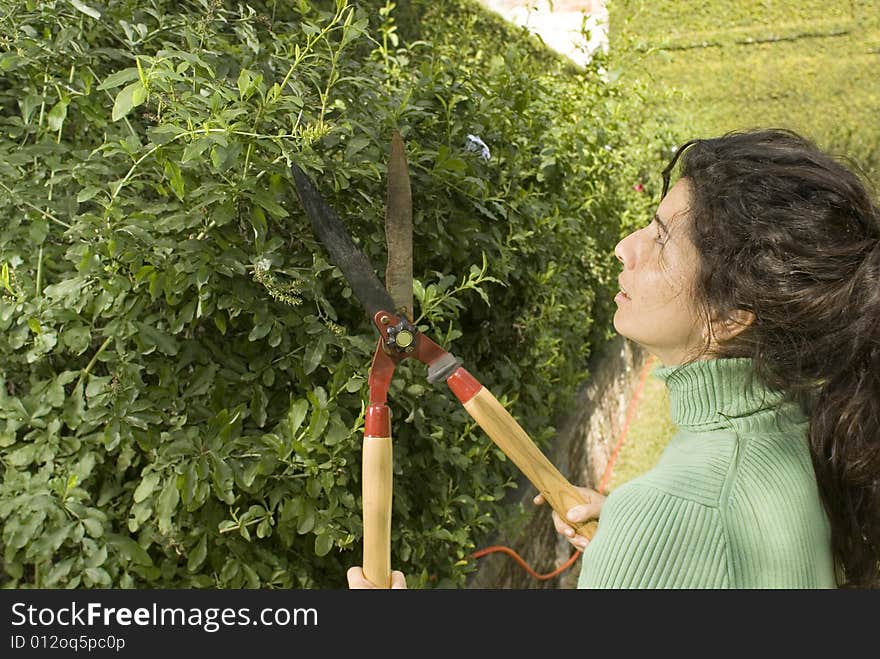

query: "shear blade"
left=385, top=131, right=414, bottom=322
left=291, top=164, right=396, bottom=319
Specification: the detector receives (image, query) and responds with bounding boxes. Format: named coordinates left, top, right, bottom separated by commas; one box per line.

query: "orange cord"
left=471, top=543, right=582, bottom=580
left=470, top=354, right=656, bottom=580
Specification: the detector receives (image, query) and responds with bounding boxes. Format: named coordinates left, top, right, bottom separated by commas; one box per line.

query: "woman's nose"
left=614, top=232, right=635, bottom=268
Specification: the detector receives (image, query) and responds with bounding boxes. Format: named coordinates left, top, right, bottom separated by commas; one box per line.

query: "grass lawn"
left=610, top=0, right=880, bottom=176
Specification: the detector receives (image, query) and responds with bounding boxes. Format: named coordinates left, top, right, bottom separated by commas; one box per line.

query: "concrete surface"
left=478, top=0, right=609, bottom=66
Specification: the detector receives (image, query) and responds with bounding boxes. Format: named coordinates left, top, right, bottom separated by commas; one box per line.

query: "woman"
left=349, top=128, right=880, bottom=588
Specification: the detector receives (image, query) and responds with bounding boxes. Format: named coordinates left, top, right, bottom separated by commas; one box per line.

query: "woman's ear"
left=709, top=308, right=756, bottom=342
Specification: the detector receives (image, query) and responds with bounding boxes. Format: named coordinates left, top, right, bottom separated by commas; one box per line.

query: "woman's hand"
left=347, top=566, right=407, bottom=589
left=534, top=486, right=605, bottom=550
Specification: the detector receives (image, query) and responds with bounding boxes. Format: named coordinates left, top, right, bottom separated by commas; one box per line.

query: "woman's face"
left=613, top=178, right=708, bottom=366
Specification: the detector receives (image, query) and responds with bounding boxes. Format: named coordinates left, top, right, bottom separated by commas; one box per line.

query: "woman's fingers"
left=536, top=486, right=606, bottom=549
left=566, top=501, right=602, bottom=524
left=347, top=566, right=408, bottom=589
left=390, top=570, right=407, bottom=589
left=347, top=566, right=376, bottom=589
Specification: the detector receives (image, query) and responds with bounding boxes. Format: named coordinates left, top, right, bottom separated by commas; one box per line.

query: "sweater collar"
left=653, top=357, right=785, bottom=431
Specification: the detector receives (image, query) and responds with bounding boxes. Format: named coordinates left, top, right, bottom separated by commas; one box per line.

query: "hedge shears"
left=292, top=132, right=597, bottom=588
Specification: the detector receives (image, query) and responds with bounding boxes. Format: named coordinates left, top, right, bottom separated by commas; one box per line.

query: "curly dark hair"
left=662, top=128, right=880, bottom=588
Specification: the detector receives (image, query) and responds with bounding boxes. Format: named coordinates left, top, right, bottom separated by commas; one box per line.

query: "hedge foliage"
left=0, top=0, right=671, bottom=588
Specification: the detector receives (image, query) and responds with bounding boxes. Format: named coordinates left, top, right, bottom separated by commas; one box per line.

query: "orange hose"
left=470, top=543, right=582, bottom=580
left=471, top=353, right=656, bottom=580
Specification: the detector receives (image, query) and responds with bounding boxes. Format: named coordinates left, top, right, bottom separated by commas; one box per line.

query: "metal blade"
left=291, top=164, right=396, bottom=319
left=384, top=131, right=414, bottom=321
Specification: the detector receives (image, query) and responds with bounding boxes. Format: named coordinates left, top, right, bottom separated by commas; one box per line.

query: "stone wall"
left=466, top=335, right=649, bottom=589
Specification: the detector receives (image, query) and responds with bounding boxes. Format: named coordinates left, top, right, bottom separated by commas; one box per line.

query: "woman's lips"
left=615, top=282, right=631, bottom=303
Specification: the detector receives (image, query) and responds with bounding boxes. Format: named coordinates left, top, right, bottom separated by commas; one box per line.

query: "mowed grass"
left=599, top=1, right=880, bottom=487
left=610, top=0, right=880, bottom=175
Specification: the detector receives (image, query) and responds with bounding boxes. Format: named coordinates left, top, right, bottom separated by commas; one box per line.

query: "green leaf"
left=133, top=471, right=160, bottom=503
left=210, top=143, right=241, bottom=172
left=182, top=137, right=211, bottom=163
left=164, top=160, right=185, bottom=200
left=107, top=533, right=153, bottom=566
left=252, top=189, right=289, bottom=219
left=315, top=532, right=333, bottom=557
left=306, top=478, right=321, bottom=499
left=324, top=417, right=348, bottom=446
left=182, top=364, right=217, bottom=399
left=345, top=374, right=365, bottom=393
left=287, top=400, right=309, bottom=438
left=84, top=567, right=112, bottom=586
left=136, top=322, right=179, bottom=356
left=210, top=455, right=235, bottom=504
left=307, top=408, right=329, bottom=443
left=43, top=277, right=88, bottom=302
left=46, top=100, right=68, bottom=132
left=218, top=520, right=238, bottom=533
left=1, top=262, right=13, bottom=296
left=85, top=375, right=110, bottom=399
left=242, top=459, right=262, bottom=488
left=250, top=385, right=268, bottom=428
left=8, top=444, right=36, bottom=467
left=148, top=124, right=185, bottom=146
left=9, top=510, right=45, bottom=549
left=302, top=335, right=327, bottom=375
left=237, top=69, right=252, bottom=99
left=98, top=67, right=139, bottom=91
left=61, top=325, right=91, bottom=355
left=237, top=69, right=262, bottom=101
left=63, top=381, right=85, bottom=429
left=32, top=521, right=76, bottom=556
left=28, top=218, right=49, bottom=245
left=44, top=556, right=77, bottom=586
left=188, top=534, right=208, bottom=572
left=297, top=504, right=315, bottom=534
left=112, top=80, right=146, bottom=122
left=156, top=479, right=180, bottom=534
left=82, top=517, right=103, bottom=538
left=248, top=318, right=272, bottom=342
left=345, top=135, right=371, bottom=158
left=84, top=543, right=107, bottom=568
left=69, top=0, right=101, bottom=20
left=77, top=186, right=102, bottom=203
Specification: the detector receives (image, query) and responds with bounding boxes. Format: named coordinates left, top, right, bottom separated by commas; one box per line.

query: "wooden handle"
left=463, top=388, right=598, bottom=540
left=362, top=435, right=392, bottom=588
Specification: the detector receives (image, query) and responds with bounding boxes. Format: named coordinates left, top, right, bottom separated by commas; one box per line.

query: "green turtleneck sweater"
left=577, top=357, right=837, bottom=588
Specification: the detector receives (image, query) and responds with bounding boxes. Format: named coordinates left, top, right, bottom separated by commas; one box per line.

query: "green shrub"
left=0, top=0, right=669, bottom=588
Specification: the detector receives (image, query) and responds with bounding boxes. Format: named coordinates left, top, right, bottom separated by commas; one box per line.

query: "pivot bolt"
left=386, top=318, right=418, bottom=352
left=394, top=328, right=414, bottom=348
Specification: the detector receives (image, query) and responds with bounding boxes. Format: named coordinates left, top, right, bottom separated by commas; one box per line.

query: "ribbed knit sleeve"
left=577, top=482, right=730, bottom=588
left=723, top=428, right=835, bottom=588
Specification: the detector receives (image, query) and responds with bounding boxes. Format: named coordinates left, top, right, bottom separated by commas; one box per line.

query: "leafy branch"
left=414, top=252, right=503, bottom=327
